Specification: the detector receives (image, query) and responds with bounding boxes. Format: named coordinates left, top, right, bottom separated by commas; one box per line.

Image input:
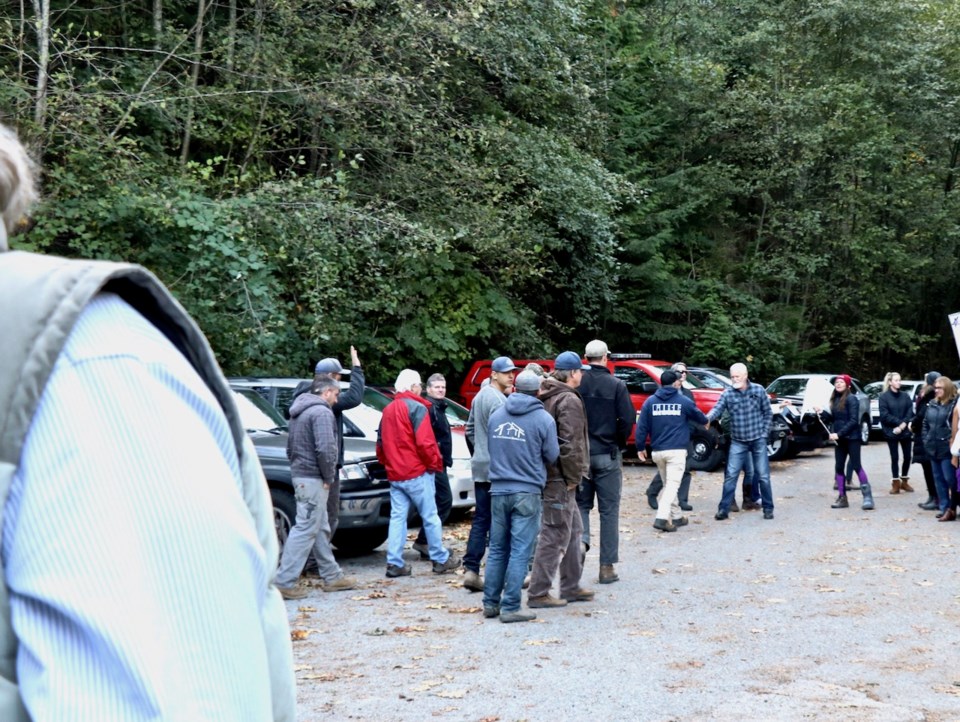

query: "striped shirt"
left=2, top=293, right=275, bottom=721
left=705, top=381, right=772, bottom=442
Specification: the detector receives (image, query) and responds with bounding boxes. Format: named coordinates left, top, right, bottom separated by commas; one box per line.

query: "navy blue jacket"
left=488, top=392, right=560, bottom=495
left=821, top=394, right=860, bottom=441
left=636, top=386, right=708, bottom=451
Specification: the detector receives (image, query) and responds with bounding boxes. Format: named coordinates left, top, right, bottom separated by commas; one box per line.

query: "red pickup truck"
left=458, top=354, right=727, bottom=471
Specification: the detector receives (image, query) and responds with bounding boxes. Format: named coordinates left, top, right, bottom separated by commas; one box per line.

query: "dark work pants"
left=464, top=481, right=491, bottom=574
left=415, top=471, right=452, bottom=546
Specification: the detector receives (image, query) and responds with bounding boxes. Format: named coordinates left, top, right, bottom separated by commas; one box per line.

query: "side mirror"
left=642, top=382, right=658, bottom=394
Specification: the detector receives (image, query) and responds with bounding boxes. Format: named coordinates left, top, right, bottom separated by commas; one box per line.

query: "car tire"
left=270, top=486, right=297, bottom=555
left=860, top=418, right=871, bottom=445
left=332, top=526, right=389, bottom=557
left=689, top=430, right=723, bottom=472
left=768, top=436, right=791, bottom=462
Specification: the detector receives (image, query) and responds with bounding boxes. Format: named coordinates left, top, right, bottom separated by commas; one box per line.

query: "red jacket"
left=377, top=391, right=443, bottom=481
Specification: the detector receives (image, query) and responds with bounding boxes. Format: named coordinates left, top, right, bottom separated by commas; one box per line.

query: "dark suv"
left=232, top=388, right=391, bottom=555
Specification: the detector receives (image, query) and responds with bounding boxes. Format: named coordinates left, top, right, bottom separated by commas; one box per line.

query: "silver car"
left=863, top=380, right=924, bottom=436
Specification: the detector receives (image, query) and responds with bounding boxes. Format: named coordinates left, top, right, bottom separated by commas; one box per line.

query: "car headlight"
left=340, top=463, right=368, bottom=481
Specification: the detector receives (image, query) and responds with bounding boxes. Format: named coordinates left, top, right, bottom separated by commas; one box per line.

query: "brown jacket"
left=539, top=377, right=590, bottom=488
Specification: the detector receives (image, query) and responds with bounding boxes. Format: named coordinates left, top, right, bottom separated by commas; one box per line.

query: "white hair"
left=729, top=362, right=748, bottom=376
left=0, top=123, right=38, bottom=248
left=394, top=369, right=422, bottom=393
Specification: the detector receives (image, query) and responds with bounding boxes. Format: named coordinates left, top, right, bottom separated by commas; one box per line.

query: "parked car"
left=765, top=374, right=871, bottom=460
left=863, top=380, right=924, bottom=437
left=687, top=366, right=733, bottom=389
left=232, top=387, right=391, bottom=555
left=229, top=377, right=476, bottom=510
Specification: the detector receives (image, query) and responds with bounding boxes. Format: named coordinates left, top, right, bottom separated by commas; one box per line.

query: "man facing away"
left=377, top=369, right=461, bottom=577
left=527, top=351, right=595, bottom=609
left=483, top=371, right=559, bottom=623
left=576, top=339, right=635, bottom=584
left=463, top=356, right=518, bottom=591
left=636, top=369, right=708, bottom=531
left=705, top=362, right=775, bottom=521
left=0, top=122, right=294, bottom=720
left=275, top=376, right=357, bottom=599
left=412, top=373, right=454, bottom=559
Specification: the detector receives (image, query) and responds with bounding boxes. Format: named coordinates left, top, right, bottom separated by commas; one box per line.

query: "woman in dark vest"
left=922, top=376, right=958, bottom=520
left=911, top=373, right=940, bottom=511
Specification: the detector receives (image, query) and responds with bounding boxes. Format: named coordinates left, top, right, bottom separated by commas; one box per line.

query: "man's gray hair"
left=0, top=123, right=38, bottom=248
left=551, top=368, right=574, bottom=383
left=311, top=376, right=339, bottom=395
left=427, top=373, right=445, bottom=387
left=730, top=362, right=748, bottom=376
left=671, top=361, right=688, bottom=373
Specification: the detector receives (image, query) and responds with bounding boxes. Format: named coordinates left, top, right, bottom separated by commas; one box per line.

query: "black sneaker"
left=653, top=518, right=677, bottom=532
left=715, top=511, right=729, bottom=521
left=647, top=494, right=659, bottom=510
left=679, top=502, right=693, bottom=511
left=386, top=564, right=412, bottom=578
left=763, top=510, right=774, bottom=520
left=483, top=606, right=500, bottom=618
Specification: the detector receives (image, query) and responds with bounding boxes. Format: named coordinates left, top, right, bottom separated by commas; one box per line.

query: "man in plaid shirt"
left=705, top=363, right=775, bottom=521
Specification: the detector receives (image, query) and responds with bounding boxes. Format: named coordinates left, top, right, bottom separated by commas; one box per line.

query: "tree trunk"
left=153, top=0, right=162, bottom=50
left=179, top=0, right=207, bottom=165
left=31, top=0, right=50, bottom=131
left=226, top=0, right=237, bottom=71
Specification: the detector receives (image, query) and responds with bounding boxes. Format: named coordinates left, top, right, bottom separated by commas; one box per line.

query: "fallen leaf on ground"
left=524, top=638, right=562, bottom=646
left=434, top=690, right=466, bottom=699
left=290, top=629, right=317, bottom=641
left=449, top=607, right=482, bottom=614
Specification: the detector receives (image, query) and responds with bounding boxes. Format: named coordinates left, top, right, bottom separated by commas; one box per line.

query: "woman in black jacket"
left=922, top=376, right=958, bottom=520
left=879, top=372, right=915, bottom=494
left=817, top=374, right=874, bottom=511
left=911, top=373, right=940, bottom=510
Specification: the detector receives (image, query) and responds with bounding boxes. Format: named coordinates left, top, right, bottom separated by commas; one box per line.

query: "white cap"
left=585, top=339, right=608, bottom=359
left=394, top=369, right=422, bottom=392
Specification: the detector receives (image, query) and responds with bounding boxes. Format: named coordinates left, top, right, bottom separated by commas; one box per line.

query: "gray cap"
left=925, top=371, right=941, bottom=385
left=491, top=356, right=519, bottom=373
left=585, top=339, right=608, bottom=359
left=514, top=371, right=543, bottom=393
left=315, top=358, right=347, bottom=374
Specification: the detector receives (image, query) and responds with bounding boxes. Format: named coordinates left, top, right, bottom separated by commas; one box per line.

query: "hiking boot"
left=500, top=611, right=537, bottom=623
left=562, top=587, right=595, bottom=603
left=277, top=585, right=308, bottom=600
left=323, top=576, right=357, bottom=592
left=742, top=500, right=761, bottom=511
left=653, top=518, right=676, bottom=532
left=599, top=564, right=619, bottom=584
left=899, top=476, right=915, bottom=493
left=673, top=516, right=689, bottom=527
left=433, top=554, right=461, bottom=574
left=385, top=564, right=412, bottom=578
left=763, top=510, right=774, bottom=520
left=411, top=541, right=430, bottom=560
left=527, top=594, right=568, bottom=608
left=714, top=510, right=729, bottom=521
left=831, top=495, right=849, bottom=509
left=462, top=570, right=484, bottom=592
left=483, top=606, right=500, bottom=618
left=730, top=499, right=740, bottom=512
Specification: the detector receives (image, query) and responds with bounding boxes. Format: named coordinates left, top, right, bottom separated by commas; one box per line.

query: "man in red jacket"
left=378, top=369, right=461, bottom=578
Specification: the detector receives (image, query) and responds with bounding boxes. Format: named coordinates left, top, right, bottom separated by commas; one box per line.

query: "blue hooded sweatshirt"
left=636, top=385, right=709, bottom=451
left=488, top=392, right=560, bottom=495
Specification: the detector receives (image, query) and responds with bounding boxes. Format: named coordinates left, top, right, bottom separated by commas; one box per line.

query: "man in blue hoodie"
left=636, top=370, right=709, bottom=532
left=482, top=371, right=560, bottom=623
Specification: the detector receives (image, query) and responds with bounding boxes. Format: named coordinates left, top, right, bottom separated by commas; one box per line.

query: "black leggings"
left=835, top=438, right=862, bottom=476
left=886, top=437, right=912, bottom=478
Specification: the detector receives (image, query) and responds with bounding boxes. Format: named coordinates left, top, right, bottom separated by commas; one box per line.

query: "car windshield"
left=650, top=363, right=706, bottom=389
left=864, top=382, right=883, bottom=400
left=766, top=378, right=809, bottom=397
left=690, top=370, right=730, bottom=389
left=234, top=388, right=287, bottom=433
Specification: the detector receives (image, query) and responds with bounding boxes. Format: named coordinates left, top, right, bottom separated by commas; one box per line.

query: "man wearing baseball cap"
left=528, top=351, right=594, bottom=609
left=463, top=356, right=519, bottom=591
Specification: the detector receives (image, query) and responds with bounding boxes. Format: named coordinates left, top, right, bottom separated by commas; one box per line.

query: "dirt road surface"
left=286, top=442, right=959, bottom=721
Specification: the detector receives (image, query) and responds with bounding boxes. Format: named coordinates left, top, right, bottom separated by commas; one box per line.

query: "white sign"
left=801, top=376, right=834, bottom=415
left=951, top=311, right=960, bottom=362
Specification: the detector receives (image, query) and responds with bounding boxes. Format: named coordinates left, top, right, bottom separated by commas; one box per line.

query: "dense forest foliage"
left=4, top=0, right=959, bottom=384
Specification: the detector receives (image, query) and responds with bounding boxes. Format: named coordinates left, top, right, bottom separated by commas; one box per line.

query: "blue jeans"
left=483, top=492, right=542, bottom=613
left=720, top=438, right=773, bottom=513
left=578, top=451, right=623, bottom=565
left=464, top=481, right=491, bottom=574
left=387, top=473, right=449, bottom=568
left=930, top=457, right=955, bottom=514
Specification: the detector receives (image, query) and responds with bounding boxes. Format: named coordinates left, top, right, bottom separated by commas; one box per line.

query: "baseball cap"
left=491, top=356, right=519, bottom=373
left=554, top=351, right=590, bottom=371
left=660, top=370, right=680, bottom=386
left=514, top=371, right=543, bottom=393
left=315, top=358, right=347, bottom=374
left=584, top=339, right=608, bottom=358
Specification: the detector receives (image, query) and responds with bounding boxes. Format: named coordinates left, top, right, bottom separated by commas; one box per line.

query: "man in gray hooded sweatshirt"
left=483, top=371, right=559, bottom=623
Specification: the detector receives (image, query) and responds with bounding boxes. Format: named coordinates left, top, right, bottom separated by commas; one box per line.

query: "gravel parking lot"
left=287, top=442, right=960, bottom=721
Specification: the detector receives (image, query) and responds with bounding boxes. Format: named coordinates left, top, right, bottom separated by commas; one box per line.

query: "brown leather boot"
left=890, top=478, right=901, bottom=494
left=899, top=476, right=914, bottom=492
left=937, top=509, right=956, bottom=522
